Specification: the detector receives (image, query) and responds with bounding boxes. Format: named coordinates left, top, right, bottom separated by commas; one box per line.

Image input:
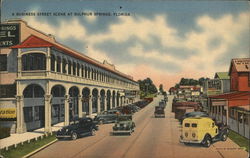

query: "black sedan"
left=56, top=117, right=98, bottom=140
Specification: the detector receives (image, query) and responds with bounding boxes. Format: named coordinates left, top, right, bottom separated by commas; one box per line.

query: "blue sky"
left=2, top=0, right=249, bottom=89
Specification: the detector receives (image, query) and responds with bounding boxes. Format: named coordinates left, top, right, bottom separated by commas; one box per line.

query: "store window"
left=34, top=106, right=40, bottom=121
left=23, top=84, right=44, bottom=98
left=22, top=53, right=46, bottom=70
left=0, top=54, right=7, bottom=71
left=24, top=107, right=33, bottom=122
left=0, top=84, right=16, bottom=98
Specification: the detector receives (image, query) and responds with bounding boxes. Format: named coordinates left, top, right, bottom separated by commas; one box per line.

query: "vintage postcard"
left=0, top=0, right=249, bottom=158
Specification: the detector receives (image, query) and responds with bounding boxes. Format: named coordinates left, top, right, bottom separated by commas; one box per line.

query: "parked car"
left=56, top=117, right=98, bottom=140
left=179, top=117, right=229, bottom=147
left=154, top=106, right=165, bottom=118
left=159, top=101, right=166, bottom=109
left=109, top=109, right=121, bottom=114
left=112, top=115, right=136, bottom=135
left=94, top=111, right=118, bottom=124
left=179, top=111, right=209, bottom=124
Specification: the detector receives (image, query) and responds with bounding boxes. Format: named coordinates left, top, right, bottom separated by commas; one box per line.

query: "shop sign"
left=0, top=23, right=20, bottom=47
left=0, top=108, right=16, bottom=118
left=211, top=100, right=227, bottom=106
left=208, top=79, right=221, bottom=90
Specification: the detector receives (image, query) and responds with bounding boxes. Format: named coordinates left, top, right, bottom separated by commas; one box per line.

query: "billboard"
left=0, top=23, right=20, bottom=47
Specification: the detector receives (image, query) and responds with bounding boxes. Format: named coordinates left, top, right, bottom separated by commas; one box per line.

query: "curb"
left=22, top=139, right=58, bottom=158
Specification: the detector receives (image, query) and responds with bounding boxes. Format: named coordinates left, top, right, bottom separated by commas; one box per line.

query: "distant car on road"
left=112, top=115, right=136, bottom=135
left=94, top=110, right=119, bottom=124
left=56, top=117, right=98, bottom=140
left=154, top=106, right=165, bottom=118
left=159, top=100, right=166, bottom=109
left=180, top=117, right=229, bottom=147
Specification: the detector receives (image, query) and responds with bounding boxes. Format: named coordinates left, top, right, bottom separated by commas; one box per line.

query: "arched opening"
left=77, top=63, right=80, bottom=76
left=92, top=88, right=98, bottom=113
left=68, top=60, right=72, bottom=75
left=100, top=89, right=105, bottom=111
left=56, top=56, right=61, bottom=73
left=85, top=65, right=88, bottom=78
left=116, top=92, right=120, bottom=107
left=88, top=67, right=91, bottom=79
left=82, top=87, right=90, bottom=115
left=107, top=90, right=111, bottom=110
left=62, top=58, right=67, bottom=74
left=69, top=86, right=79, bottom=121
left=73, top=62, right=76, bottom=76
left=91, top=68, right=94, bottom=80
left=22, top=53, right=46, bottom=71
left=81, top=65, right=84, bottom=78
left=112, top=90, right=116, bottom=109
left=23, top=84, right=45, bottom=131
left=50, top=54, right=55, bottom=71
left=51, top=85, right=65, bottom=125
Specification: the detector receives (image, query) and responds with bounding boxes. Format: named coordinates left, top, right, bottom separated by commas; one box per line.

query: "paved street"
left=31, top=95, right=248, bottom=158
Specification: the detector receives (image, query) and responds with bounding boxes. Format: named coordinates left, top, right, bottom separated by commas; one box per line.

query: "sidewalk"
left=0, top=122, right=64, bottom=150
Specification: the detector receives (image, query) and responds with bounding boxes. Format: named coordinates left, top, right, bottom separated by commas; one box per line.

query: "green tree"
left=159, top=84, right=164, bottom=93
left=137, top=77, right=158, bottom=96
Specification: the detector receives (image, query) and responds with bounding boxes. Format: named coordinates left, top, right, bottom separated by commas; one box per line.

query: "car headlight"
left=192, top=133, right=196, bottom=138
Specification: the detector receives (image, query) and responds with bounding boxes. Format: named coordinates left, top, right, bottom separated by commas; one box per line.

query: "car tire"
left=221, top=133, right=227, bottom=141
left=91, top=128, right=96, bottom=136
left=129, top=130, right=132, bottom=135
left=71, top=132, right=78, bottom=140
left=184, top=142, right=189, bottom=146
left=202, top=136, right=212, bottom=148
left=99, top=120, right=104, bottom=125
left=57, top=137, right=63, bottom=140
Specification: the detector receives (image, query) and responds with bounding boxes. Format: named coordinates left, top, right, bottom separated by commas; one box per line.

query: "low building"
left=209, top=58, right=250, bottom=138
left=0, top=19, right=139, bottom=133
left=201, top=72, right=230, bottom=113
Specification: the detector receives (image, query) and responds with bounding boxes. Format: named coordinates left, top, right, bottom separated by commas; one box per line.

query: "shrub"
left=0, top=127, right=10, bottom=139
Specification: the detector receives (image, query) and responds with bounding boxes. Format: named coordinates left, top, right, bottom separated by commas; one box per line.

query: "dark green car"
left=112, top=115, right=135, bottom=135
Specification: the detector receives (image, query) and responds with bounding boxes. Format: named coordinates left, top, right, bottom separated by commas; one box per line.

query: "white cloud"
left=23, top=11, right=249, bottom=82
left=57, top=18, right=86, bottom=40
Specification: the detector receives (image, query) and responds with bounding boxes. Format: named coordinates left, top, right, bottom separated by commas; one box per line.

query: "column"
left=226, top=101, right=229, bottom=125
left=55, top=58, right=58, bottom=73
left=44, top=94, right=52, bottom=133
left=104, top=95, right=107, bottom=111
left=46, top=55, right=51, bottom=76
left=78, top=95, right=83, bottom=118
left=79, top=65, right=82, bottom=77
left=17, top=56, right=22, bottom=77
left=64, top=95, right=70, bottom=126
left=16, top=95, right=24, bottom=133
left=220, top=106, right=223, bottom=122
left=89, top=96, right=93, bottom=116
left=46, top=47, right=51, bottom=76
left=120, top=97, right=122, bottom=107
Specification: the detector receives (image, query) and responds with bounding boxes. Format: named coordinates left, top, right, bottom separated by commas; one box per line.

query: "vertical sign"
left=0, top=23, right=20, bottom=47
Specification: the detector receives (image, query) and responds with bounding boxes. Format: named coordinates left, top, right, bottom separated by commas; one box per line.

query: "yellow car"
left=179, top=117, right=229, bottom=147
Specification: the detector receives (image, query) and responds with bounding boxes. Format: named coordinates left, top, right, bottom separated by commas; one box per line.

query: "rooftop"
left=214, top=72, right=230, bottom=80
left=229, top=58, right=250, bottom=75
left=8, top=19, right=135, bottom=82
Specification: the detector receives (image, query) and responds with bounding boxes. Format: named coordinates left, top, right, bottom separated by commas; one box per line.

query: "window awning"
left=209, top=91, right=250, bottom=107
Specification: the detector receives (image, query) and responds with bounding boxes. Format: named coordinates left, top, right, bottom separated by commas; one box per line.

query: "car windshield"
left=117, top=116, right=131, bottom=121
left=70, top=120, right=80, bottom=125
